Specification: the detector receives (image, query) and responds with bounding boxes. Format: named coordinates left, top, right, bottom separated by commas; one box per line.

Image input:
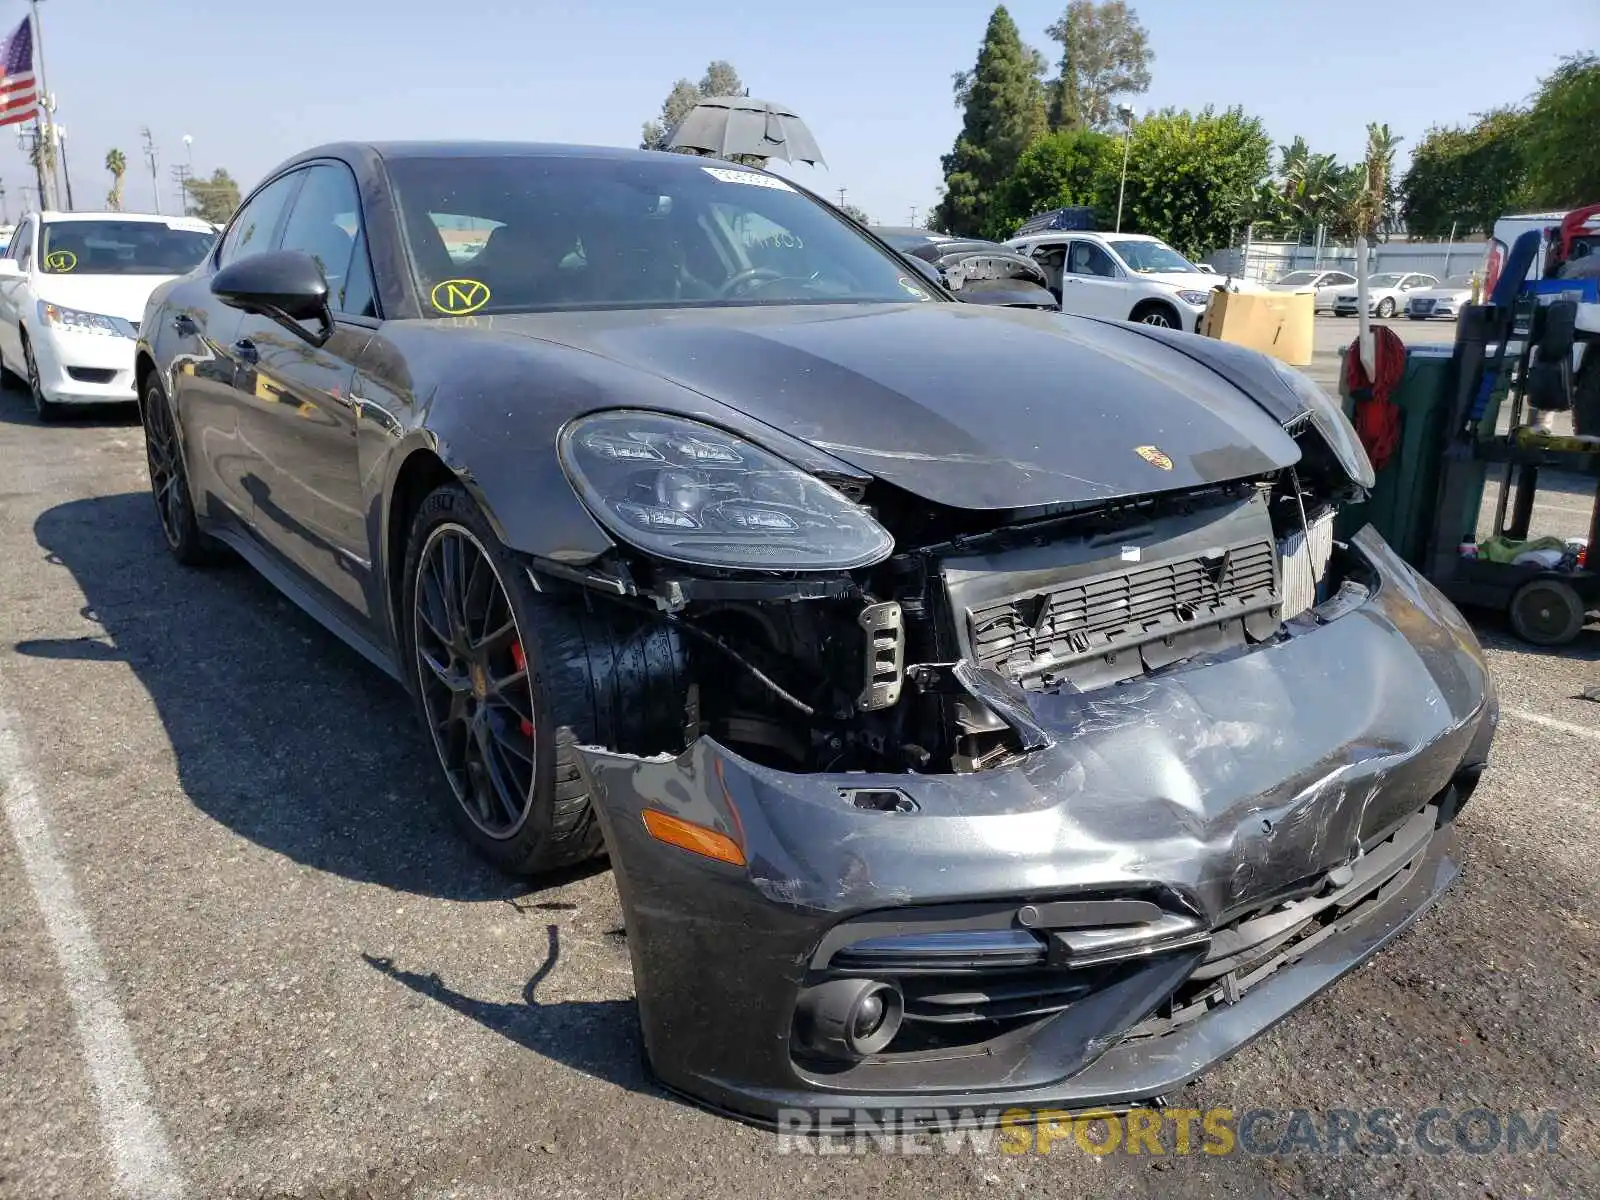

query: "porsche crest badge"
left=1135, top=445, right=1174, bottom=471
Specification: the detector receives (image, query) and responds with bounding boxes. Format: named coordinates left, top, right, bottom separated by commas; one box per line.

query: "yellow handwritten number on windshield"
left=45, top=250, right=77, bottom=272
left=431, top=278, right=490, bottom=315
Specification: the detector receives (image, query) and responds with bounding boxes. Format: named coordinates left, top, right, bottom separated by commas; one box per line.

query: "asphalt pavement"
left=2, top=318, right=1599, bottom=1199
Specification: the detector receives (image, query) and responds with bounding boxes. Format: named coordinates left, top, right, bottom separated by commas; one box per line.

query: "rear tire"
left=401, top=481, right=689, bottom=878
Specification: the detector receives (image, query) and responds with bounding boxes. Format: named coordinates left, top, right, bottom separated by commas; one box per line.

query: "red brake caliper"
left=510, top=642, right=534, bottom=738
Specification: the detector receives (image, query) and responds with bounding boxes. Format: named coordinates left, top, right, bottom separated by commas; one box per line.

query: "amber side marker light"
left=641, top=809, right=747, bottom=867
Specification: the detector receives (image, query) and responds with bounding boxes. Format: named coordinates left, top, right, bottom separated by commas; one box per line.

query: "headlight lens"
left=559, top=411, right=895, bottom=571
left=38, top=301, right=127, bottom=337
left=1268, top=357, right=1376, bottom=488
left=1177, top=289, right=1212, bottom=306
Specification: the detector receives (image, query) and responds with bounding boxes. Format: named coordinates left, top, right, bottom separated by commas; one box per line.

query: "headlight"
left=1268, top=357, right=1376, bottom=488
left=559, top=410, right=894, bottom=571
left=1176, top=290, right=1212, bottom=306
left=37, top=301, right=128, bottom=337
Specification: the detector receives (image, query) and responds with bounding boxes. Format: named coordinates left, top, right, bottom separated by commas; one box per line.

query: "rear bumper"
left=576, top=526, right=1498, bottom=1127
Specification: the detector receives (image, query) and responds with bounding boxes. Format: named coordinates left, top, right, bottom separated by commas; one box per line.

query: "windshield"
left=39, top=220, right=215, bottom=275
left=387, top=155, right=940, bottom=315
left=1369, top=273, right=1405, bottom=288
left=1277, top=271, right=1317, bottom=285
left=1107, top=239, right=1198, bottom=273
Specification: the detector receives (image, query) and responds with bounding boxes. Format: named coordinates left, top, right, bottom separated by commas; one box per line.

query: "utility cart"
left=1424, top=230, right=1600, bottom=646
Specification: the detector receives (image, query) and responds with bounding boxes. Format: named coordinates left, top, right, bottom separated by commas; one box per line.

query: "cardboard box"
left=1199, top=288, right=1315, bottom=366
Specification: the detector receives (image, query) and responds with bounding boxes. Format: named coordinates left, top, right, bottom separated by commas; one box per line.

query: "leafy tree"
left=1255, top=137, right=1363, bottom=240
left=991, top=128, right=1116, bottom=235
left=836, top=202, right=871, bottom=225
left=932, top=6, right=1048, bottom=237
left=640, top=79, right=704, bottom=152
left=1112, top=106, right=1272, bottom=256
left=698, top=60, right=743, bottom=99
left=1522, top=52, right=1600, bottom=208
left=182, top=168, right=241, bottom=224
left=104, top=148, right=126, bottom=212
left=1044, top=0, right=1153, bottom=132
left=1400, top=108, right=1528, bottom=237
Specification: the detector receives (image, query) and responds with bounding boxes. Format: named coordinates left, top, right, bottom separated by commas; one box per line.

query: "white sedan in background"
left=1268, top=268, right=1357, bottom=314
left=0, top=210, right=217, bottom=420
left=1330, top=271, right=1440, bottom=318
left=1405, top=275, right=1476, bottom=321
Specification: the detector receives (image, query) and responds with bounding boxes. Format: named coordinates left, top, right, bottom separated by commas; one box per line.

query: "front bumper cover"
left=574, top=526, right=1498, bottom=1127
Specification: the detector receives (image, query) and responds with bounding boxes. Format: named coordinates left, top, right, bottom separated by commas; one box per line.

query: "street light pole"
left=1114, top=103, right=1136, bottom=234
left=54, top=123, right=72, bottom=210
left=141, top=126, right=160, bottom=215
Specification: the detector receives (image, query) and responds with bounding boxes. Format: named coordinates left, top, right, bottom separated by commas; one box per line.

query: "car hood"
left=478, top=303, right=1300, bottom=511
left=32, top=273, right=180, bottom=324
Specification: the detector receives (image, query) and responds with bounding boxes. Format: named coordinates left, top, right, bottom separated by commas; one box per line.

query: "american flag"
left=0, top=16, right=38, bottom=128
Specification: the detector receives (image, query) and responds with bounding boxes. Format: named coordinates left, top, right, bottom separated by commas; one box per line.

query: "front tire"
left=402, top=482, right=688, bottom=877
left=1131, top=302, right=1179, bottom=328
left=23, top=336, right=63, bottom=422
left=1376, top=297, right=1396, bottom=318
left=140, top=377, right=223, bottom=565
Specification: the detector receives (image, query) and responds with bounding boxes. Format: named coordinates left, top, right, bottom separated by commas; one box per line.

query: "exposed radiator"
left=1278, top=507, right=1336, bottom=620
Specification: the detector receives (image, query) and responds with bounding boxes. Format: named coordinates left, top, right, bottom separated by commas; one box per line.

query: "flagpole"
left=28, top=0, right=53, bottom=210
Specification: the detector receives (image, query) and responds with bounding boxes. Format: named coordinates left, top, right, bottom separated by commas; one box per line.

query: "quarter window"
left=218, top=172, right=301, bottom=268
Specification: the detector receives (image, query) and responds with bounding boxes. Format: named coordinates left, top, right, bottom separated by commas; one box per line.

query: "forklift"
left=1424, top=209, right=1600, bottom=646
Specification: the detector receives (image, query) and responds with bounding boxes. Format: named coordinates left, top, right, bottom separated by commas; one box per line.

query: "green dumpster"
left=1332, top=345, right=1495, bottom=568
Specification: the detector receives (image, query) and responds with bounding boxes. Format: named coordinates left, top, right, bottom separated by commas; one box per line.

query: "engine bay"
left=550, top=416, right=1367, bottom=778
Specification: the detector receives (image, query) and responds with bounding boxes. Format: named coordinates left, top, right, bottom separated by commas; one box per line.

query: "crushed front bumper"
left=574, top=526, right=1498, bottom=1127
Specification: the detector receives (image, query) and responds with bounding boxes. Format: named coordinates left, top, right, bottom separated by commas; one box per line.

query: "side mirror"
left=900, top=254, right=948, bottom=292
left=211, top=249, right=332, bottom=345
left=0, top=258, right=21, bottom=277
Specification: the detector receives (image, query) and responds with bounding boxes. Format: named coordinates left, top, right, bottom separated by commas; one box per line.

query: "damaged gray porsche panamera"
left=135, top=142, right=1497, bottom=1127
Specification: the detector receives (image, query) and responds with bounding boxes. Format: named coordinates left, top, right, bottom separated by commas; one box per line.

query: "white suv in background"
left=1003, top=230, right=1221, bottom=331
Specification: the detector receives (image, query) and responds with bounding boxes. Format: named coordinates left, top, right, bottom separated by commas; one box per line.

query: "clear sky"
left=2, top=0, right=1594, bottom=227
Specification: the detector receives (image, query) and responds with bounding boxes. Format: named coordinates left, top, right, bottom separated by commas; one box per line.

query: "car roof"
left=283, top=140, right=729, bottom=169
left=33, top=210, right=204, bottom=223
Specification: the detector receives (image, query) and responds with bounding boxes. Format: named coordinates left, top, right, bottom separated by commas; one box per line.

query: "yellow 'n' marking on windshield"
left=430, top=278, right=490, bottom=315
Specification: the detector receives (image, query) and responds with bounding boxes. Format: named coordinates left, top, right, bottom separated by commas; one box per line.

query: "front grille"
left=1411, top=299, right=1436, bottom=315
left=966, top=538, right=1278, bottom=685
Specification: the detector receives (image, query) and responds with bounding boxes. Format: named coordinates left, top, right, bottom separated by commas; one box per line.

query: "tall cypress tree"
left=933, top=6, right=1048, bottom=237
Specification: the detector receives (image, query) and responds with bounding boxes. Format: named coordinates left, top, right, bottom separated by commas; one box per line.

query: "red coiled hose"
left=1342, top=325, right=1407, bottom=473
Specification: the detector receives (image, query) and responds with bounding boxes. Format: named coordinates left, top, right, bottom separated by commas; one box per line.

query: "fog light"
left=796, top=978, right=904, bottom=1060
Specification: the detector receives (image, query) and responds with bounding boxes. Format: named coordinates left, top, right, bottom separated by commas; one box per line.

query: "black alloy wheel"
left=24, top=337, right=63, bottom=421
left=412, top=521, right=540, bottom=841
left=140, top=378, right=220, bottom=565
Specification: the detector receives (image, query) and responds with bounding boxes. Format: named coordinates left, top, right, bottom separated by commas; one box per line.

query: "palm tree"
left=105, top=148, right=126, bottom=211
left=1347, top=123, right=1403, bottom=241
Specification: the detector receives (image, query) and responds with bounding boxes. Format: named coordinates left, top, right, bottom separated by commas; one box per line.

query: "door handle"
left=232, top=337, right=258, bottom=363
left=172, top=313, right=197, bottom=336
